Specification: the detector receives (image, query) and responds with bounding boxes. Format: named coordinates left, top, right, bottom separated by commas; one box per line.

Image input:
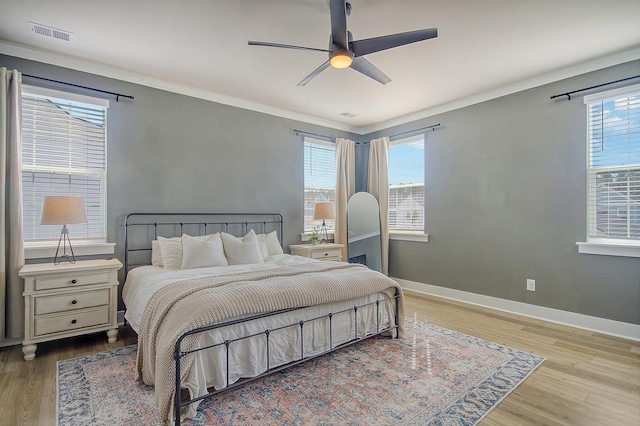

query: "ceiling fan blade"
left=350, top=28, right=438, bottom=57
left=350, top=57, right=391, bottom=85
left=248, top=40, right=330, bottom=53
left=298, top=60, right=331, bottom=86
left=329, top=0, right=348, bottom=49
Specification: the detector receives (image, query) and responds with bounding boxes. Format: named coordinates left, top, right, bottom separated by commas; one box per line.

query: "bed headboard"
left=124, top=212, right=283, bottom=276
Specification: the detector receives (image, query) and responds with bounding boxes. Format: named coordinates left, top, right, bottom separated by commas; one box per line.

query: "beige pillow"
left=181, top=233, right=227, bottom=269
left=221, top=230, right=264, bottom=265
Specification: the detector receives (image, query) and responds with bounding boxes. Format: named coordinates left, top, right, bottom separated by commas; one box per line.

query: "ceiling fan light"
left=330, top=52, right=353, bottom=69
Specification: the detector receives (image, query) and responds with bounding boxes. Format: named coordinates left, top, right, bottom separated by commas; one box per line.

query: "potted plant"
left=309, top=226, right=322, bottom=245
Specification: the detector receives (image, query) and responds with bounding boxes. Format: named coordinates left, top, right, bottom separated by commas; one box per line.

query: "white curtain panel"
left=334, top=138, right=355, bottom=261
left=0, top=68, right=25, bottom=340
left=368, top=137, right=390, bottom=276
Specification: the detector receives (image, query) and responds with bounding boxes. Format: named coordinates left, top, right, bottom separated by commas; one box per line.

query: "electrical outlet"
left=526, top=279, right=536, bottom=291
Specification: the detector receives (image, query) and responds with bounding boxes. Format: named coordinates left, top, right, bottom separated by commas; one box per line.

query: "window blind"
left=584, top=84, right=640, bottom=242
left=303, top=137, right=336, bottom=231
left=388, top=134, right=425, bottom=231
left=21, top=87, right=108, bottom=242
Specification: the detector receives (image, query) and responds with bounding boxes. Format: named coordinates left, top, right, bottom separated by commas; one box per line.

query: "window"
left=584, top=84, right=639, bottom=247
left=388, top=134, right=425, bottom=231
left=21, top=86, right=109, bottom=243
left=303, top=137, right=335, bottom=231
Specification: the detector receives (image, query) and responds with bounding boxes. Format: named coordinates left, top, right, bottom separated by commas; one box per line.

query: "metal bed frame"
left=124, top=213, right=400, bottom=426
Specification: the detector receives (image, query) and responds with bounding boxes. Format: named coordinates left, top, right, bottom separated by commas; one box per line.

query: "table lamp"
left=313, top=202, right=335, bottom=243
left=40, top=196, right=88, bottom=264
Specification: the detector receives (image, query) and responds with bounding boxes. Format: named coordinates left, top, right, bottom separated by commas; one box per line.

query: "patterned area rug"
left=57, top=319, right=544, bottom=425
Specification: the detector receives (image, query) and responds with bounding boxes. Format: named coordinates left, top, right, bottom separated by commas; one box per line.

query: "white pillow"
left=158, top=234, right=213, bottom=269
left=256, top=233, right=269, bottom=259
left=157, top=236, right=183, bottom=269
left=151, top=240, right=164, bottom=267
left=181, top=233, right=227, bottom=269
left=257, top=230, right=283, bottom=259
left=221, top=230, right=264, bottom=265
left=264, top=230, right=283, bottom=256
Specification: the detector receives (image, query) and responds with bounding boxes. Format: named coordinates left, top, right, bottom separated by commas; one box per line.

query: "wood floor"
left=0, top=291, right=638, bottom=425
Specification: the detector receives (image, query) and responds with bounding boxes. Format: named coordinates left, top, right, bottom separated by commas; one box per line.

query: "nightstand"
left=19, top=258, right=122, bottom=361
left=289, top=243, right=344, bottom=261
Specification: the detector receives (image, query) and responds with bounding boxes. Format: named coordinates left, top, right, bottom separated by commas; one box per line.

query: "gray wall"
left=3, top=54, right=639, bottom=325
left=1, top=54, right=357, bottom=308
left=364, top=60, right=640, bottom=325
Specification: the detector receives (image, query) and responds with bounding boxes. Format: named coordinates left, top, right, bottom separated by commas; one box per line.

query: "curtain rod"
left=22, top=74, right=134, bottom=101
left=294, top=123, right=441, bottom=144
left=357, top=123, right=441, bottom=144
left=293, top=129, right=334, bottom=141
left=550, top=75, right=640, bottom=101
left=390, top=123, right=441, bottom=139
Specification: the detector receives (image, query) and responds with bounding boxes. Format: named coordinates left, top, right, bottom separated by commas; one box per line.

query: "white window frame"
left=388, top=133, right=428, bottom=243
left=303, top=137, right=336, bottom=234
left=577, top=84, right=640, bottom=258
left=21, top=85, right=113, bottom=259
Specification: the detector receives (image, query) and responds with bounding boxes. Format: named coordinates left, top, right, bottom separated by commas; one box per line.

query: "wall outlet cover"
left=526, top=279, right=536, bottom=291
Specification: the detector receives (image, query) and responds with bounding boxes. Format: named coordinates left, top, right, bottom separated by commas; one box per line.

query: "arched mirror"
left=347, top=192, right=382, bottom=272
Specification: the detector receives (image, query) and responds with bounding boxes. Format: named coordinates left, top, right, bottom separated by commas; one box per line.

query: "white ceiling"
left=1, top=0, right=639, bottom=133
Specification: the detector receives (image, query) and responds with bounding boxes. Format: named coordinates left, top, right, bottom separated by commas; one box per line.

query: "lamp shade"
left=40, top=196, right=88, bottom=225
left=313, top=202, right=335, bottom=221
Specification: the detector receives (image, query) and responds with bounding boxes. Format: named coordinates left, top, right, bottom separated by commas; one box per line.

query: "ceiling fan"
left=248, top=0, right=438, bottom=86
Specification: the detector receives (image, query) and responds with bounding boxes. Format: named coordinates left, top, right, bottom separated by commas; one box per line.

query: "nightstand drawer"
left=34, top=307, right=110, bottom=336
left=34, top=288, right=110, bottom=315
left=311, top=248, right=342, bottom=260
left=34, top=271, right=111, bottom=291
left=289, top=243, right=344, bottom=262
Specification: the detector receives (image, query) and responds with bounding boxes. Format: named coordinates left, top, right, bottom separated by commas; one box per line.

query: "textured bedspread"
left=136, top=260, right=404, bottom=423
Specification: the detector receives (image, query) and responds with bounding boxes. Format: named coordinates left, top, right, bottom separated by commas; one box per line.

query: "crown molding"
left=2, top=40, right=637, bottom=136
left=361, top=47, right=640, bottom=135
left=0, top=40, right=361, bottom=133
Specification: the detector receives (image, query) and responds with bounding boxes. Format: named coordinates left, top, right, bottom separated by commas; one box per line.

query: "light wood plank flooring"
left=0, top=291, right=638, bottom=425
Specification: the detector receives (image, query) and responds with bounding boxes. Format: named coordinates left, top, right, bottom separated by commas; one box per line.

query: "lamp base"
left=321, top=220, right=330, bottom=244
left=54, top=225, right=77, bottom=265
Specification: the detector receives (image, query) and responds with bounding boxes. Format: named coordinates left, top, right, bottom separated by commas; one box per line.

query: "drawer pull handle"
left=71, top=319, right=77, bottom=324
left=324, top=253, right=328, bottom=256
left=71, top=300, right=78, bottom=305
left=71, top=279, right=78, bottom=284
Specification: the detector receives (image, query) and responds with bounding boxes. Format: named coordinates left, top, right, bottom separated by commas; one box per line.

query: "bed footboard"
left=173, top=288, right=401, bottom=426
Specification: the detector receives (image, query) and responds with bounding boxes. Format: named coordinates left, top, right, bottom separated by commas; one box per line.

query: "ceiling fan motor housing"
left=329, top=46, right=353, bottom=68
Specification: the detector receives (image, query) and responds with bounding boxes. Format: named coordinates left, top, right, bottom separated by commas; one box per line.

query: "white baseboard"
left=394, top=277, right=640, bottom=342
left=0, top=337, right=22, bottom=348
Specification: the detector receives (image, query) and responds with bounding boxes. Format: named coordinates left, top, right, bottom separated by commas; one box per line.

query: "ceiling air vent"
left=28, top=22, right=73, bottom=42
left=339, top=112, right=357, bottom=118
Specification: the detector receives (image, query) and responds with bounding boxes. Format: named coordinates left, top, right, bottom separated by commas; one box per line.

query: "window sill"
left=300, top=231, right=334, bottom=243
left=390, top=231, right=429, bottom=243
left=576, top=241, right=640, bottom=258
left=24, top=241, right=115, bottom=260
left=300, top=231, right=429, bottom=243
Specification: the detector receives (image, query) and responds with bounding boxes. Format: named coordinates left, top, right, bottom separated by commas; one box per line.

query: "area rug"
left=57, top=319, right=544, bottom=425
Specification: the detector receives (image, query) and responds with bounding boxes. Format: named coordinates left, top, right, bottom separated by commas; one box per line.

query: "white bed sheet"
left=123, top=254, right=397, bottom=420
left=124, top=254, right=317, bottom=333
